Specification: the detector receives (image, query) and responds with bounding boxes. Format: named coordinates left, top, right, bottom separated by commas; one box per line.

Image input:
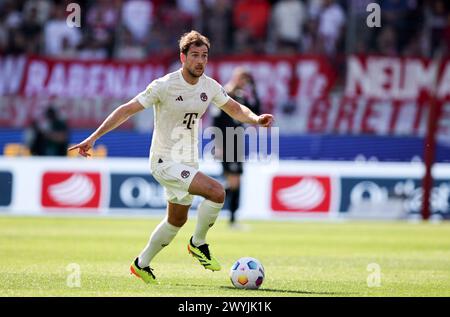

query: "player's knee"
left=209, top=184, right=225, bottom=204
left=168, top=214, right=188, bottom=227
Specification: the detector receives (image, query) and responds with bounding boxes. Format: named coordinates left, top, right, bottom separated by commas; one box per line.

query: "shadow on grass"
left=219, top=286, right=354, bottom=295
left=174, top=283, right=354, bottom=296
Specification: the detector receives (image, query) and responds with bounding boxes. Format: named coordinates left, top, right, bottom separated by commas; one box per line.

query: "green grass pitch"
left=1, top=216, right=449, bottom=297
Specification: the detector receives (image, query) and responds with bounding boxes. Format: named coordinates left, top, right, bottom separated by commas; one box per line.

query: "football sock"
left=192, top=199, right=224, bottom=246
left=138, top=218, right=180, bottom=267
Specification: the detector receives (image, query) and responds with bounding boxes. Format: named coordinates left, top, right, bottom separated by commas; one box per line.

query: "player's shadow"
left=219, top=286, right=353, bottom=296
left=174, top=283, right=353, bottom=295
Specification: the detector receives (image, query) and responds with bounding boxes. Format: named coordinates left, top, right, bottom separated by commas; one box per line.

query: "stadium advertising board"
left=0, top=171, right=12, bottom=208
left=0, top=157, right=222, bottom=215
left=109, top=173, right=166, bottom=210
left=339, top=177, right=450, bottom=220
left=108, top=173, right=214, bottom=211
left=41, top=171, right=102, bottom=210
left=271, top=176, right=332, bottom=213
left=2, top=157, right=450, bottom=220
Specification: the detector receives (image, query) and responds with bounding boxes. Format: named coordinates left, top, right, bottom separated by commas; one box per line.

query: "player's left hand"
left=257, top=114, right=274, bottom=127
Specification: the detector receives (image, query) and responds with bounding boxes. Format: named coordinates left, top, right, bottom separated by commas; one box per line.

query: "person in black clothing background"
left=212, top=67, right=261, bottom=228
left=26, top=106, right=69, bottom=156
left=43, top=106, right=69, bottom=156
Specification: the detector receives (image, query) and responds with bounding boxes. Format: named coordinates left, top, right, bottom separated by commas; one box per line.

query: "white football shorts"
left=150, top=157, right=199, bottom=206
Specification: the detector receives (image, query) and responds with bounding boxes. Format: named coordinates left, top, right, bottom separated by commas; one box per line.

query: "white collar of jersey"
left=178, top=68, right=202, bottom=88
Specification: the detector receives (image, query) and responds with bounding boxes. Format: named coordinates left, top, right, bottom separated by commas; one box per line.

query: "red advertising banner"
left=41, top=171, right=101, bottom=210
left=345, top=55, right=450, bottom=101
left=271, top=175, right=332, bottom=213
left=298, top=97, right=450, bottom=138
left=2, top=54, right=449, bottom=134
left=0, top=54, right=335, bottom=128
left=21, top=56, right=167, bottom=99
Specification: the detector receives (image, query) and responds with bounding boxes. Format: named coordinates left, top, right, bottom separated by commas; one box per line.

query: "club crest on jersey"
left=200, top=92, right=208, bottom=102
left=181, top=170, right=190, bottom=179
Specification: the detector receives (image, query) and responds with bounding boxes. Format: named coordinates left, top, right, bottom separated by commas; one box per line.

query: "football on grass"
left=229, top=257, right=265, bottom=289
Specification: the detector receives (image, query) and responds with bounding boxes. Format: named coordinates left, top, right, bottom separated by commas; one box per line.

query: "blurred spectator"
left=25, top=120, right=46, bottom=156
left=78, top=34, right=108, bottom=60
left=211, top=67, right=260, bottom=228
left=426, top=0, right=449, bottom=57
left=0, top=0, right=447, bottom=60
left=84, top=0, right=120, bottom=58
left=345, top=0, right=375, bottom=54
left=381, top=0, right=420, bottom=53
left=306, top=0, right=323, bottom=20
left=59, top=36, right=78, bottom=59
left=25, top=106, right=69, bottom=156
left=381, top=0, right=410, bottom=26
left=0, top=15, right=7, bottom=53
left=317, top=0, right=345, bottom=56
left=233, top=0, right=271, bottom=53
left=155, top=0, right=193, bottom=49
left=442, top=13, right=450, bottom=57
left=87, top=0, right=120, bottom=31
left=122, top=0, right=154, bottom=43
left=375, top=25, right=399, bottom=56
left=145, top=24, right=173, bottom=57
left=23, top=0, right=51, bottom=25
left=20, top=7, right=42, bottom=54
left=200, top=0, right=233, bottom=56
left=176, top=0, right=201, bottom=23
left=44, top=4, right=82, bottom=56
left=3, top=0, right=22, bottom=30
left=402, top=30, right=427, bottom=57
left=116, top=26, right=146, bottom=60
left=42, top=106, right=69, bottom=156
left=301, top=17, right=320, bottom=54
left=1, top=0, right=23, bottom=54
left=269, top=0, right=307, bottom=54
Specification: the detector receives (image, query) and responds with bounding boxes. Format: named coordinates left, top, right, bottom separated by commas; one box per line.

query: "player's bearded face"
left=184, top=45, right=208, bottom=78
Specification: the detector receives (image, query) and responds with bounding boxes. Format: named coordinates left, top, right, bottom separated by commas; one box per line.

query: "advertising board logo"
left=271, top=176, right=331, bottom=212
left=41, top=172, right=101, bottom=208
left=0, top=171, right=13, bottom=207
left=109, top=174, right=166, bottom=209
left=340, top=177, right=450, bottom=219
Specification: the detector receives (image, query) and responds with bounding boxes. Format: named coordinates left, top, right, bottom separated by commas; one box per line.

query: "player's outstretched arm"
left=220, top=98, right=273, bottom=127
left=68, top=100, right=145, bottom=157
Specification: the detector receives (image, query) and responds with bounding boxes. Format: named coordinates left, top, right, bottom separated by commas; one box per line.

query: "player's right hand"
left=68, top=138, right=95, bottom=157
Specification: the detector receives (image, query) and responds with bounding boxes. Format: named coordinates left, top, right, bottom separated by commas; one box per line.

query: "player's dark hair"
left=179, top=30, right=210, bottom=55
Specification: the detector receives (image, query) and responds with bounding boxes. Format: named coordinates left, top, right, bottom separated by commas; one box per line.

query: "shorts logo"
left=200, top=92, right=208, bottom=102
left=181, top=170, right=190, bottom=179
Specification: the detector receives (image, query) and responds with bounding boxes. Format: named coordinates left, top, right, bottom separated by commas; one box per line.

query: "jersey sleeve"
left=135, top=79, right=165, bottom=109
left=211, top=79, right=230, bottom=108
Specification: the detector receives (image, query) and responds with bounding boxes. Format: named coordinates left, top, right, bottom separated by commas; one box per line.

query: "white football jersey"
left=135, top=69, right=230, bottom=164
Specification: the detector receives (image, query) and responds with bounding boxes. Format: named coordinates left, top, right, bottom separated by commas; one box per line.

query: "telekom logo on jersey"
left=183, top=113, right=198, bottom=130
